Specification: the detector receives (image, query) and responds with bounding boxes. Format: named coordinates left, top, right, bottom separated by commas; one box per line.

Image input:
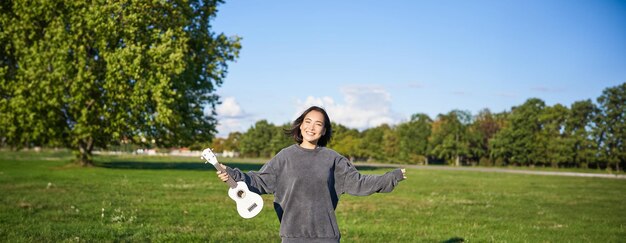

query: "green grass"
left=475, top=164, right=626, bottom=175
left=1, top=150, right=625, bottom=242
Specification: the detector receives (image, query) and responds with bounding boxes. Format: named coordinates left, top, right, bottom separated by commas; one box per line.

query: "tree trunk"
left=77, top=137, right=94, bottom=167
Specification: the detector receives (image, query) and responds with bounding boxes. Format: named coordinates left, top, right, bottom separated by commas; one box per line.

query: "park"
left=2, top=0, right=625, bottom=242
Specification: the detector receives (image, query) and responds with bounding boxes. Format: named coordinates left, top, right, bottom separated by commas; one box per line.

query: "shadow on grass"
left=96, top=161, right=390, bottom=172
left=96, top=161, right=263, bottom=171
left=441, top=237, right=465, bottom=243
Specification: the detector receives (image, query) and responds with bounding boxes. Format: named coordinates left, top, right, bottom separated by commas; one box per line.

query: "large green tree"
left=360, top=124, right=388, bottom=162
left=328, top=122, right=362, bottom=161
left=381, top=125, right=399, bottom=163
left=269, top=123, right=292, bottom=156
left=537, top=103, right=570, bottom=167
left=396, top=113, right=432, bottom=164
left=239, top=120, right=275, bottom=158
left=429, top=110, right=471, bottom=166
left=490, top=98, right=545, bottom=166
left=0, top=0, right=240, bottom=165
left=566, top=100, right=597, bottom=168
left=224, top=132, right=242, bottom=152
left=468, top=108, right=502, bottom=166
left=594, top=83, right=626, bottom=171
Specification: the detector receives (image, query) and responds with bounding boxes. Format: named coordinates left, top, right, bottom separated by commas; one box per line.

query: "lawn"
left=1, top=150, right=625, bottom=242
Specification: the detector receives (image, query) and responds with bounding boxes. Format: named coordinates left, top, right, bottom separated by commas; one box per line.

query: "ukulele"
left=201, top=148, right=263, bottom=219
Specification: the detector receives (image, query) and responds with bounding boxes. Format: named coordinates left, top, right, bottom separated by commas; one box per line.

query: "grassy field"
left=1, top=150, right=625, bottom=242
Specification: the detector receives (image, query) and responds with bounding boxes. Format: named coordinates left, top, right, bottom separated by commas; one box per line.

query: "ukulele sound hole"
left=237, top=190, right=246, bottom=198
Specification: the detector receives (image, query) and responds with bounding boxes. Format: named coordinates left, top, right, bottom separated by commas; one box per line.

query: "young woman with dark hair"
left=286, top=105, right=333, bottom=147
left=216, top=106, right=406, bottom=242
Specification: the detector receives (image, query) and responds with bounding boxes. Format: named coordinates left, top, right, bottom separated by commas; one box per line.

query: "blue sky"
left=209, top=0, right=626, bottom=137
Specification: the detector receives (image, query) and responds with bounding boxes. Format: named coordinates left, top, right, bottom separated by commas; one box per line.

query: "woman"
left=216, top=106, right=406, bottom=242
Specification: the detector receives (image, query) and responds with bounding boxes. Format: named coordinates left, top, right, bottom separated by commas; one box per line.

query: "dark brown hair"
left=286, top=106, right=332, bottom=147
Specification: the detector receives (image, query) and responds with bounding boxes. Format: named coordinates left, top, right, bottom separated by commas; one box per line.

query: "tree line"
left=2, top=1, right=623, bottom=170
left=212, top=83, right=625, bottom=171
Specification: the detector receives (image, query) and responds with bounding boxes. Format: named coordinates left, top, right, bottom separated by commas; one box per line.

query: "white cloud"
left=213, top=97, right=251, bottom=138
left=212, top=87, right=404, bottom=137
left=296, top=85, right=402, bottom=130
left=217, top=97, right=244, bottom=117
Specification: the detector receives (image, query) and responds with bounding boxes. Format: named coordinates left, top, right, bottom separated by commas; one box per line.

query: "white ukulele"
left=201, top=148, right=263, bottom=219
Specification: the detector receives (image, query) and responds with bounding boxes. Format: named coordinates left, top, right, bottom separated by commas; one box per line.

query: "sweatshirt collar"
left=294, top=144, right=323, bottom=153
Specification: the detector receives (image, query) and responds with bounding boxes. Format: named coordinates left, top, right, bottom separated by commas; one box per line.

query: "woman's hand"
left=401, top=168, right=407, bottom=179
left=216, top=163, right=229, bottom=182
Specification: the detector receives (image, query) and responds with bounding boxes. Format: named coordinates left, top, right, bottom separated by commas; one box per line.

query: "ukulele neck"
left=213, top=163, right=238, bottom=188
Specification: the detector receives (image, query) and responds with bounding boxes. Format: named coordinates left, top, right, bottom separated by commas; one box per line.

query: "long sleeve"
left=225, top=158, right=278, bottom=195
left=334, top=157, right=404, bottom=196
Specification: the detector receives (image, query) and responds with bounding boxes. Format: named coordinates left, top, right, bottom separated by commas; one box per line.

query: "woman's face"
left=299, top=110, right=326, bottom=146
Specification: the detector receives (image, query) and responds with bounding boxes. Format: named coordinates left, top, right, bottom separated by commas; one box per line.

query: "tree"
left=594, top=83, right=626, bottom=171
left=209, top=132, right=240, bottom=153
left=381, top=125, right=399, bottom=163
left=0, top=0, right=241, bottom=165
left=328, top=122, right=362, bottom=161
left=537, top=104, right=570, bottom=167
left=396, top=113, right=432, bottom=164
left=223, top=132, right=242, bottom=152
left=566, top=100, right=597, bottom=168
left=360, top=124, right=389, bottom=162
left=269, top=123, right=292, bottom=156
left=469, top=108, right=502, bottom=165
left=429, top=110, right=471, bottom=166
left=490, top=98, right=545, bottom=166
left=239, top=120, right=275, bottom=158
left=210, top=137, right=226, bottom=153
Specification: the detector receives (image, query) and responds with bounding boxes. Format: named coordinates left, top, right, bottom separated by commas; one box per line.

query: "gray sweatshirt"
left=226, top=144, right=405, bottom=242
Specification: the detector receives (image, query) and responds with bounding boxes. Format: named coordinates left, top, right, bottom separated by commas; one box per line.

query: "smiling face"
left=299, top=110, right=326, bottom=149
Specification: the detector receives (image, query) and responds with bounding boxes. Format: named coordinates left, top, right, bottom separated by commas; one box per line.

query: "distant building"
left=221, top=150, right=240, bottom=158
